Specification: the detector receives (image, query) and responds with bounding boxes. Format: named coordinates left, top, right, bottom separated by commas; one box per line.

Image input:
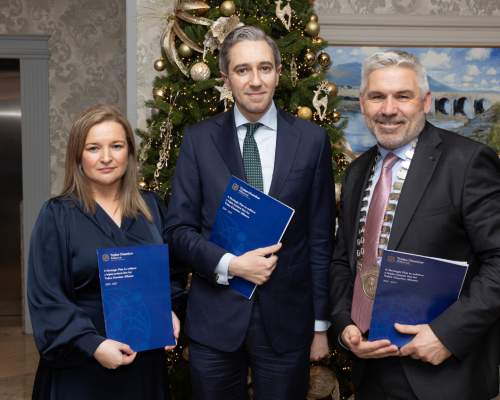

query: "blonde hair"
left=60, top=104, right=152, bottom=221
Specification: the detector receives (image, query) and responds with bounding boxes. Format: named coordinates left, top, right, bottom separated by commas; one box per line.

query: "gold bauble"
left=219, top=0, right=236, bottom=16
left=327, top=82, right=338, bottom=97
left=153, top=59, right=166, bottom=72
left=305, top=20, right=320, bottom=37
left=190, top=61, right=211, bottom=81
left=297, top=106, right=313, bottom=120
left=178, top=43, right=193, bottom=58
left=332, top=110, right=341, bottom=123
left=312, top=36, right=324, bottom=45
left=182, top=345, right=189, bottom=361
left=317, top=52, right=331, bottom=69
left=309, top=14, right=318, bottom=22
left=304, top=51, right=316, bottom=66
left=152, top=87, right=167, bottom=100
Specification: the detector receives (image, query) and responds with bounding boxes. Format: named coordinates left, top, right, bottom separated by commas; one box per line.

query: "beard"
left=365, top=113, right=426, bottom=150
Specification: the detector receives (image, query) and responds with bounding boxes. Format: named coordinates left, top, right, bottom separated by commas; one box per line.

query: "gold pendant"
left=361, top=268, right=379, bottom=299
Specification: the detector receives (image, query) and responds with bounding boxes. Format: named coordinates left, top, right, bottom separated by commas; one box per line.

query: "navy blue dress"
left=28, top=192, right=176, bottom=400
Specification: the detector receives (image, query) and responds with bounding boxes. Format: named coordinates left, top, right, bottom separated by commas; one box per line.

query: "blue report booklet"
left=369, top=250, right=468, bottom=347
left=96, top=244, right=175, bottom=352
left=210, top=176, right=295, bottom=299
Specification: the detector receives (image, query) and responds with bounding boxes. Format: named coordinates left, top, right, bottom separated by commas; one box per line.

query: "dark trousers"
left=189, top=303, right=310, bottom=400
left=356, top=357, right=418, bottom=400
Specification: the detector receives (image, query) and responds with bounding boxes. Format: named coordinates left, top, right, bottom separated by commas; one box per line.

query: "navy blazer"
left=166, top=107, right=335, bottom=353
left=330, top=122, right=500, bottom=400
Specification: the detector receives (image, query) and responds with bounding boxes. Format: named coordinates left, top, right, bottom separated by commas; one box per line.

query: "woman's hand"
left=165, top=311, right=180, bottom=351
left=94, top=339, right=137, bottom=369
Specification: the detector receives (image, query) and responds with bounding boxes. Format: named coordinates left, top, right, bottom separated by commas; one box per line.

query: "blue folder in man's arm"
left=97, top=244, right=175, bottom=352
left=368, top=249, right=468, bottom=347
left=210, top=176, right=295, bottom=299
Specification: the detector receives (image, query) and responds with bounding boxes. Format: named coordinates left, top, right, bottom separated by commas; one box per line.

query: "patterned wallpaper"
left=0, top=0, right=126, bottom=194
left=316, top=0, right=500, bottom=15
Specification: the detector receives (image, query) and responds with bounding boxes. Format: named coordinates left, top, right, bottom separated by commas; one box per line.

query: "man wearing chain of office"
left=330, top=49, right=500, bottom=400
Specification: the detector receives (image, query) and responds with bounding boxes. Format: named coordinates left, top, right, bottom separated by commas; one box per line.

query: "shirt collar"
left=234, top=101, right=277, bottom=131
left=377, top=140, right=414, bottom=161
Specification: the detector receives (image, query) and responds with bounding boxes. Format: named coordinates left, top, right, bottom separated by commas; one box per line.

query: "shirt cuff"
left=214, top=253, right=236, bottom=285
left=314, top=320, right=331, bottom=332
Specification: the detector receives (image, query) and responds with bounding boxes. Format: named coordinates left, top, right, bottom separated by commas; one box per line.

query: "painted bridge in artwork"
left=431, top=92, right=500, bottom=117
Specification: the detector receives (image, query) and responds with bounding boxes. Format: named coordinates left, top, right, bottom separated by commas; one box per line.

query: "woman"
left=28, top=104, right=181, bottom=399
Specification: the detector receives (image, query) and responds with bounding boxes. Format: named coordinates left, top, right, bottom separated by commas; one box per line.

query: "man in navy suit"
left=166, top=26, right=335, bottom=400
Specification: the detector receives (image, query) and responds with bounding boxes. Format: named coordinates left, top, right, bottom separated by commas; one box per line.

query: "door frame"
left=0, top=35, right=50, bottom=333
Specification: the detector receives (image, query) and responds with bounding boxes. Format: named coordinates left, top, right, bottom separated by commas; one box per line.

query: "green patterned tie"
left=242, top=122, right=264, bottom=191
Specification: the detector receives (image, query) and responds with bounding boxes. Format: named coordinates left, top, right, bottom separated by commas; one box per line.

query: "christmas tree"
left=137, top=1, right=353, bottom=398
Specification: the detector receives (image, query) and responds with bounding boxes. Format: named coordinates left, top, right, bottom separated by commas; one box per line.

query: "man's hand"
left=228, top=243, right=282, bottom=285
left=165, top=311, right=180, bottom=351
left=310, top=331, right=329, bottom=361
left=341, top=324, right=399, bottom=359
left=94, top=339, right=137, bottom=369
left=396, top=323, right=451, bottom=365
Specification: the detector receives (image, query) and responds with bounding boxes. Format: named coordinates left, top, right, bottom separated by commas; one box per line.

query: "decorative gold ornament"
left=153, top=87, right=167, bottom=100
left=304, top=20, right=320, bottom=37
left=327, top=81, right=338, bottom=97
left=312, top=36, right=324, bottom=45
left=154, top=92, right=179, bottom=184
left=190, top=61, right=211, bottom=81
left=290, top=56, right=298, bottom=87
left=219, top=0, right=236, bottom=16
left=161, top=2, right=213, bottom=77
left=178, top=43, right=193, bottom=58
left=332, top=109, right=341, bottom=123
left=317, top=52, right=331, bottom=69
left=333, top=136, right=357, bottom=162
left=297, top=106, right=313, bottom=120
left=304, top=50, right=316, bottom=66
left=309, top=14, right=318, bottom=22
left=307, top=366, right=340, bottom=400
left=153, top=58, right=166, bottom=71
left=182, top=345, right=189, bottom=361
left=203, top=15, right=243, bottom=60
left=214, top=82, right=234, bottom=111
left=275, top=0, right=293, bottom=31
left=312, top=81, right=332, bottom=121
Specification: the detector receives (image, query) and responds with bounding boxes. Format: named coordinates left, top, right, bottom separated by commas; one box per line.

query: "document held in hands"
left=96, top=244, right=175, bottom=352
left=210, top=176, right=295, bottom=299
left=368, top=249, right=468, bottom=347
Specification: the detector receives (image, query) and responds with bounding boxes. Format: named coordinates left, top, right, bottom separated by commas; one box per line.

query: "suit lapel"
left=388, top=123, right=442, bottom=249
left=268, top=109, right=300, bottom=198
left=210, top=109, right=246, bottom=180
left=348, top=147, right=378, bottom=270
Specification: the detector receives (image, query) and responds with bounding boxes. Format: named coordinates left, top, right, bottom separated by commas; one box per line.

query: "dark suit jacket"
left=330, top=122, right=500, bottom=400
left=166, top=107, right=335, bottom=353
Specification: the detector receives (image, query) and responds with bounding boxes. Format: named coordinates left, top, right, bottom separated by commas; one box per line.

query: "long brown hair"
left=60, top=104, right=152, bottom=221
